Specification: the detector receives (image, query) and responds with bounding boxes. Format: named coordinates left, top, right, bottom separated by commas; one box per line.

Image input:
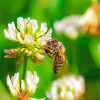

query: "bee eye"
left=45, top=49, right=50, bottom=53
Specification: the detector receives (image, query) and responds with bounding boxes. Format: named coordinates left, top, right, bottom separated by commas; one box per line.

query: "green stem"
left=22, top=56, right=28, bottom=79
left=71, top=40, right=79, bottom=74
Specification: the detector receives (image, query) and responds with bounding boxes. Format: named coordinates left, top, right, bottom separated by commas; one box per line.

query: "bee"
left=45, top=39, right=69, bottom=73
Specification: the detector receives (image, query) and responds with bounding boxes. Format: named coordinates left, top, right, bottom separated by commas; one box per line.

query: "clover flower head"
left=4, top=17, right=52, bottom=63
left=80, top=2, right=100, bottom=36
left=6, top=71, right=44, bottom=100
left=54, top=16, right=81, bottom=40
left=47, top=74, right=85, bottom=100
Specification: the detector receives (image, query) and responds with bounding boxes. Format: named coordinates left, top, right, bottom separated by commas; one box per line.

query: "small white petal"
left=38, top=28, right=52, bottom=45
left=4, top=22, right=17, bottom=40
left=6, top=75, right=18, bottom=96
left=16, top=32, right=23, bottom=43
left=45, top=28, right=52, bottom=39
left=44, top=28, right=52, bottom=40
left=21, top=80, right=25, bottom=92
left=25, top=17, right=30, bottom=23
left=11, top=73, right=20, bottom=93
left=31, top=20, right=39, bottom=34
left=17, top=17, right=24, bottom=24
left=40, top=22, right=47, bottom=33
left=33, top=71, right=39, bottom=84
left=4, top=29, right=10, bottom=39
left=8, top=22, right=16, bottom=40
left=47, top=28, right=52, bottom=34
left=24, top=34, right=34, bottom=45
left=26, top=71, right=39, bottom=94
left=37, top=22, right=47, bottom=37
left=17, top=17, right=25, bottom=34
left=26, top=23, right=32, bottom=34
left=11, top=22, right=16, bottom=29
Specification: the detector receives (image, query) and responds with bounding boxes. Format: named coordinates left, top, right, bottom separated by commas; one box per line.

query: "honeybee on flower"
left=6, top=71, right=44, bottom=100
left=44, top=39, right=69, bottom=73
left=4, top=17, right=52, bottom=63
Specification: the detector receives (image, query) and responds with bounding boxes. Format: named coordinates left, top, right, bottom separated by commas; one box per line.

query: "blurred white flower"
left=80, top=2, right=100, bottom=36
left=54, top=2, right=100, bottom=38
left=47, top=74, right=85, bottom=100
left=54, top=16, right=81, bottom=40
left=7, top=71, right=44, bottom=100
left=4, top=17, right=52, bottom=63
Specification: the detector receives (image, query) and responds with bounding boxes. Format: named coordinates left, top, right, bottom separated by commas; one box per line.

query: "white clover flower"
left=54, top=2, right=100, bottom=38
left=47, top=74, right=85, bottom=100
left=4, top=17, right=52, bottom=63
left=7, top=71, right=45, bottom=100
left=54, top=16, right=81, bottom=40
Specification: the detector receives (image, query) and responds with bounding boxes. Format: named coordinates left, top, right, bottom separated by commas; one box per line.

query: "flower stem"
left=22, top=56, right=28, bottom=79
left=71, top=40, right=79, bottom=74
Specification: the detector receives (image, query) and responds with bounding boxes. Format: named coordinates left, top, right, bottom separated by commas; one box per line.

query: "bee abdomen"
left=53, top=56, right=65, bottom=73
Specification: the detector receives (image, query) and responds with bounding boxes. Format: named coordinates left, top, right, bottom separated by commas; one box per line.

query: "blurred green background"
left=0, top=0, right=100, bottom=100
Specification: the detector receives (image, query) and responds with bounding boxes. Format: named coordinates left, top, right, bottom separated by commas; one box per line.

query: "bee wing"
left=63, top=54, right=69, bottom=71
